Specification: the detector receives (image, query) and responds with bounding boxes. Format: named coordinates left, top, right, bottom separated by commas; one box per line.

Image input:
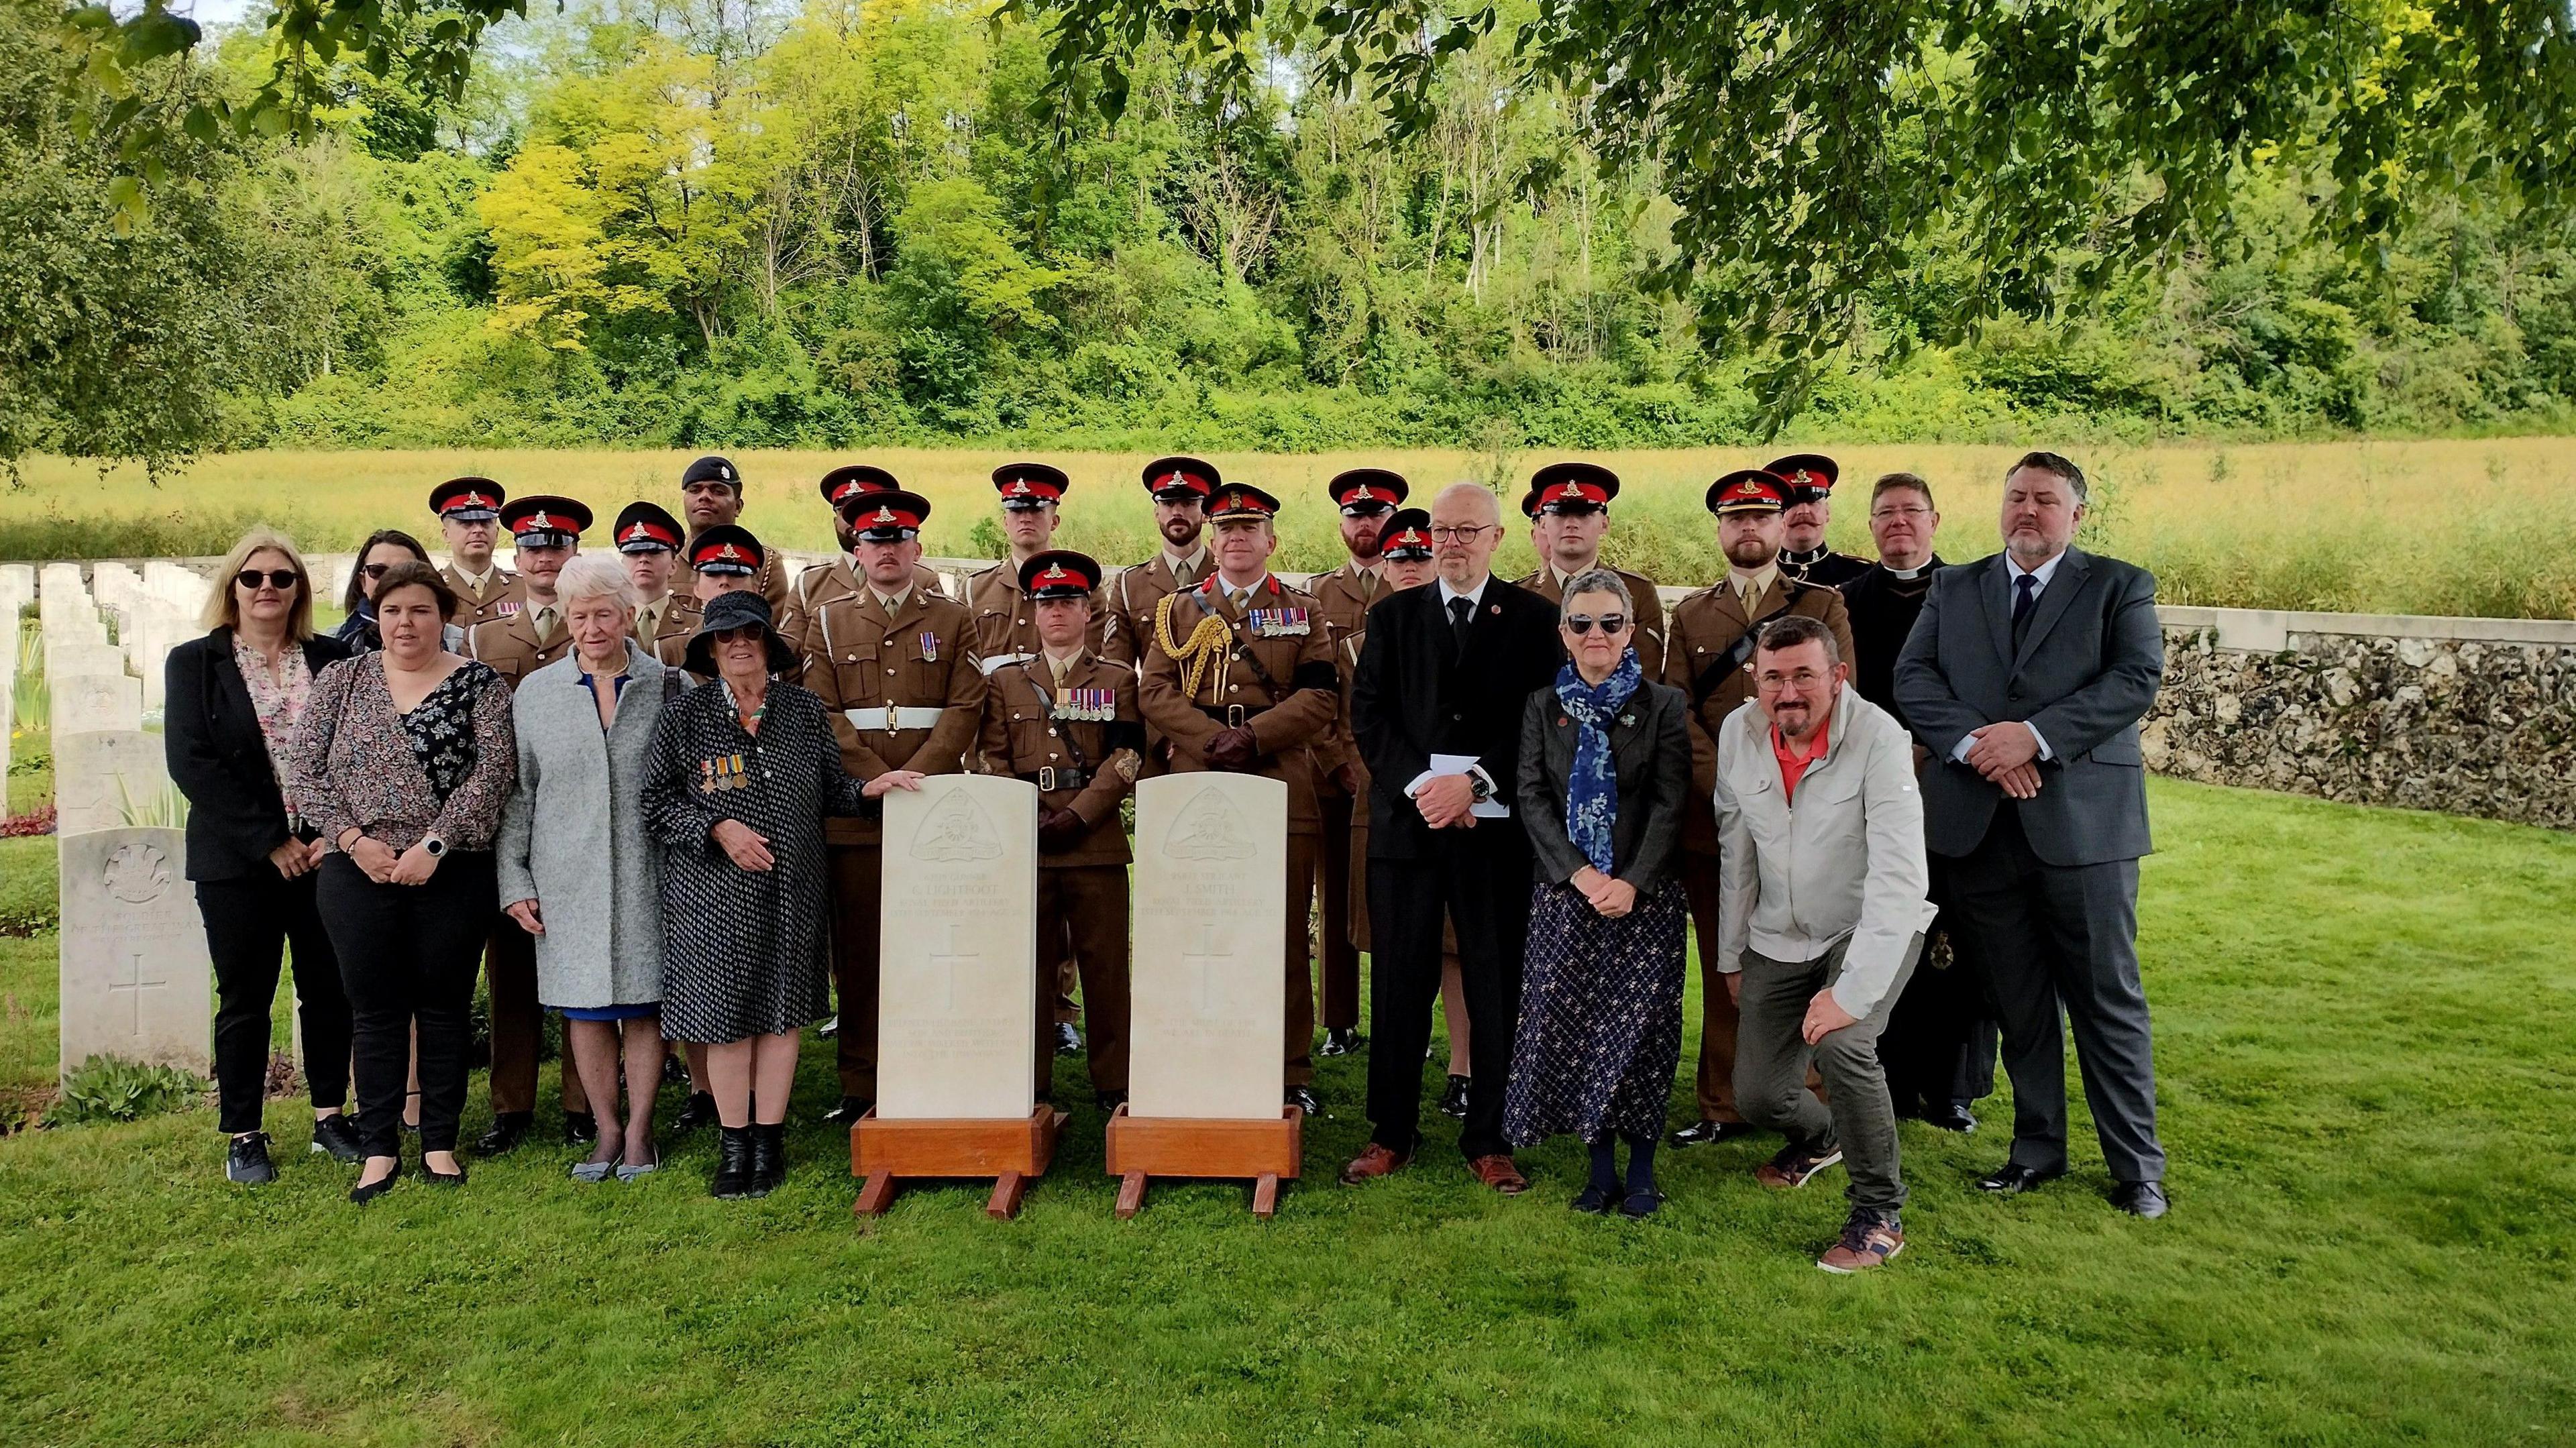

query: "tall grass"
left=7, top=438, right=2576, bottom=617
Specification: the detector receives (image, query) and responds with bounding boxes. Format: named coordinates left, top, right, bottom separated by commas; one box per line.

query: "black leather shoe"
left=674, top=1091, right=720, bottom=1133
left=822, top=1095, right=873, bottom=1124
left=1618, top=1188, right=1666, bottom=1220
left=711, top=1126, right=755, bottom=1199
left=747, top=1123, right=786, bottom=1198
left=1669, top=1119, right=1758, bottom=1148
left=1285, top=1084, right=1322, bottom=1117
left=1054, top=1021, right=1083, bottom=1056
left=1919, top=1103, right=1978, bottom=1133
left=1570, top=1184, right=1614, bottom=1215
left=1436, top=1075, right=1471, bottom=1120
left=661, top=1052, right=688, bottom=1085
left=2111, top=1180, right=2169, bottom=1218
left=422, top=1158, right=467, bottom=1186
left=1093, top=1089, right=1128, bottom=1111
left=347, top=1160, right=401, bottom=1204
left=475, top=1111, right=533, bottom=1156
left=563, top=1111, right=598, bottom=1146
left=309, top=1115, right=365, bottom=1163
left=1318, top=1027, right=1366, bottom=1057
left=1976, top=1162, right=2067, bottom=1194
left=227, top=1132, right=278, bottom=1185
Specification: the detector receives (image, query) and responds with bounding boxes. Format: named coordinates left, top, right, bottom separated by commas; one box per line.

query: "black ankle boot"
left=711, top=1126, right=755, bottom=1200
left=747, top=1123, right=786, bottom=1197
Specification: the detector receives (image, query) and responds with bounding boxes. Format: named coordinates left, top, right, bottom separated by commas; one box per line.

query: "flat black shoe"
left=747, top=1123, right=786, bottom=1198
left=711, top=1126, right=756, bottom=1200
left=1976, top=1162, right=2067, bottom=1194
left=309, top=1115, right=366, bottom=1164
left=1054, top=1021, right=1083, bottom=1056
left=227, top=1132, right=278, bottom=1185
left=2111, top=1180, right=2169, bottom=1218
left=475, top=1112, right=533, bottom=1156
left=1920, top=1103, right=1978, bottom=1133
left=348, top=1160, right=401, bottom=1204
left=1669, top=1119, right=1758, bottom=1148
left=1436, top=1075, right=1471, bottom=1120
left=1570, top=1184, right=1614, bottom=1215
left=563, top=1111, right=598, bottom=1146
left=674, top=1092, right=720, bottom=1133
left=1285, top=1084, right=1322, bottom=1117
left=423, top=1160, right=468, bottom=1187
left=1318, top=1027, right=1366, bottom=1058
left=822, top=1095, right=873, bottom=1123
left=1619, top=1188, right=1665, bottom=1219
left=1093, top=1090, right=1128, bottom=1111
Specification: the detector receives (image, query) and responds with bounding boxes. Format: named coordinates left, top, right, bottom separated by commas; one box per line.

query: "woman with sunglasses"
left=164, top=529, right=361, bottom=1184
left=1503, top=569, right=1694, bottom=1218
left=333, top=530, right=465, bottom=655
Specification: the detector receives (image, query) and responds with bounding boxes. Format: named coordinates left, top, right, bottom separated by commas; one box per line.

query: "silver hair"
left=1432, top=480, right=1501, bottom=524
left=555, top=553, right=639, bottom=610
left=1560, top=568, right=1634, bottom=620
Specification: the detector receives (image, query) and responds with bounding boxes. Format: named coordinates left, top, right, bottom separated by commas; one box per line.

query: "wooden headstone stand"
left=851, top=1105, right=1067, bottom=1220
left=1104, top=1105, right=1303, bottom=1219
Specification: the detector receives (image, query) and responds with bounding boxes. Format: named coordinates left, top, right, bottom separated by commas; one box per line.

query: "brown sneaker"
left=1817, top=1209, right=1904, bottom=1273
left=1338, top=1142, right=1412, bottom=1186
left=1754, top=1139, right=1843, bottom=1189
left=1468, top=1154, right=1529, bottom=1194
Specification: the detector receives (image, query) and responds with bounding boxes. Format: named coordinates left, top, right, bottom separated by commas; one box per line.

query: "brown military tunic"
left=1513, top=561, right=1670, bottom=680
left=780, top=556, right=945, bottom=660
left=441, top=563, right=523, bottom=629
left=466, top=601, right=577, bottom=688
left=979, top=651, right=1142, bottom=1098
left=1660, top=568, right=1854, bottom=1125
left=633, top=591, right=700, bottom=670
left=1137, top=572, right=1339, bottom=1087
left=1097, top=549, right=1210, bottom=668
left=1304, top=557, right=1386, bottom=1033
left=967, top=559, right=1110, bottom=674
left=799, top=582, right=985, bottom=1100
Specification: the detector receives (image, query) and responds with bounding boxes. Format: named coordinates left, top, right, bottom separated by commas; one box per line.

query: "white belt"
left=977, top=652, right=1034, bottom=676
left=846, top=706, right=950, bottom=732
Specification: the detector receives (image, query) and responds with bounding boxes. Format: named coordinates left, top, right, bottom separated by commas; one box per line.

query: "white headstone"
left=1126, top=775, right=1289, bottom=1118
left=46, top=640, right=126, bottom=681
left=875, top=775, right=1039, bottom=1120
left=58, top=828, right=211, bottom=1080
left=52, top=730, right=172, bottom=835
left=49, top=673, right=142, bottom=736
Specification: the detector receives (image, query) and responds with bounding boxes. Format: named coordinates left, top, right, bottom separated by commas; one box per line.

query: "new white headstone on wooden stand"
left=875, top=775, right=1038, bottom=1119
left=1128, top=774, right=1287, bottom=1119
left=58, top=828, right=211, bottom=1080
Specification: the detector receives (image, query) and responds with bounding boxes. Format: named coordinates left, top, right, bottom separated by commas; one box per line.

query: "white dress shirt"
left=1952, top=551, right=2063, bottom=765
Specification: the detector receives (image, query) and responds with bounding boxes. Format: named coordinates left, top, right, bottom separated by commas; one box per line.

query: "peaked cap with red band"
left=1207, top=483, right=1281, bottom=521
left=613, top=501, right=685, bottom=555
left=687, top=524, right=765, bottom=575
left=991, top=461, right=1069, bottom=510
left=498, top=495, right=592, bottom=547
left=1140, top=455, right=1218, bottom=500
left=819, top=465, right=900, bottom=509
left=1328, top=468, right=1409, bottom=515
left=842, top=488, right=930, bottom=541
left=1523, top=461, right=1621, bottom=518
left=1764, top=453, right=1839, bottom=502
left=1706, top=469, right=1790, bottom=516
left=1018, top=549, right=1103, bottom=600
left=1380, top=507, right=1435, bottom=560
left=429, top=476, right=506, bottom=522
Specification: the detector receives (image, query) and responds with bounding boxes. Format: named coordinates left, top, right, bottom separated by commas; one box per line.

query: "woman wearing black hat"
left=640, top=591, right=920, bottom=1198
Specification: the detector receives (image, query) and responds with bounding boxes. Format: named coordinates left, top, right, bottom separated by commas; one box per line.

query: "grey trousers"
left=1733, top=934, right=1923, bottom=1213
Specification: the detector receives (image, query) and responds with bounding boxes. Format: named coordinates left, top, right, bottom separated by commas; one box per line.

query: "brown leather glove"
left=1205, top=727, right=1260, bottom=772
left=1036, top=806, right=1087, bottom=851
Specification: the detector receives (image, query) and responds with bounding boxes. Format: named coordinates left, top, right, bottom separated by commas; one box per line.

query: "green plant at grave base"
left=46, top=1056, right=204, bottom=1127
left=112, top=776, right=187, bottom=830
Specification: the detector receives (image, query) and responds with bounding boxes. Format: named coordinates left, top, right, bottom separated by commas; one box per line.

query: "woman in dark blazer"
left=164, top=528, right=358, bottom=1185
left=1504, top=568, right=1693, bottom=1218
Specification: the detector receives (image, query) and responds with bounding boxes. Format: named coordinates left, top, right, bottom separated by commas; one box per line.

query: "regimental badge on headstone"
left=911, top=787, right=1004, bottom=862
left=1165, top=785, right=1260, bottom=860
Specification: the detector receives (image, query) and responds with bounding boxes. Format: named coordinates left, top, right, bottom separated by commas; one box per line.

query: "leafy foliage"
left=47, top=1054, right=204, bottom=1126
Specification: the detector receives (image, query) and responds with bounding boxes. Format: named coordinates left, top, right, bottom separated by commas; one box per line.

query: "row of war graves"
left=11, top=557, right=1305, bottom=1217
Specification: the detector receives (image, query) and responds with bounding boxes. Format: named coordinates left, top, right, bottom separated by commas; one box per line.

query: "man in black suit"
left=1346, top=482, right=1564, bottom=1193
left=1894, top=451, right=2170, bottom=1217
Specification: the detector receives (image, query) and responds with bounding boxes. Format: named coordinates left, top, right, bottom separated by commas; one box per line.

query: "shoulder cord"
left=1152, top=592, right=1234, bottom=702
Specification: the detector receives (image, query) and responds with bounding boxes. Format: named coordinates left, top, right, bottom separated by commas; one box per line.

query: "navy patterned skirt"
left=1503, top=879, right=1688, bottom=1148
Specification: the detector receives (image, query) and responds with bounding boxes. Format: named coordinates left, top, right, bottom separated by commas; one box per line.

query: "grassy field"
left=0, top=779, right=2571, bottom=1445
left=9, top=437, right=2576, bottom=618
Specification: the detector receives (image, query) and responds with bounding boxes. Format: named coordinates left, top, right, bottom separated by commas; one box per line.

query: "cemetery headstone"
left=58, top=827, right=212, bottom=1080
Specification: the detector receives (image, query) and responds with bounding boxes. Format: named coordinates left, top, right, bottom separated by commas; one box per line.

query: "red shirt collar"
left=1770, top=716, right=1832, bottom=800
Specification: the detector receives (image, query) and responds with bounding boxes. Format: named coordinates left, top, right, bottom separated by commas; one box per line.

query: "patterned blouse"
left=232, top=635, right=313, bottom=829
left=292, top=654, right=517, bottom=854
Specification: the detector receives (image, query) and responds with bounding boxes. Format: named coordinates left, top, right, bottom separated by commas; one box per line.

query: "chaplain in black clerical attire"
left=1345, top=482, right=1564, bottom=1195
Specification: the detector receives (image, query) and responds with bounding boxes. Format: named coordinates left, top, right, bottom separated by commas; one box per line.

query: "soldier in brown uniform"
left=1099, top=456, right=1216, bottom=669
left=798, top=489, right=986, bottom=1121
left=429, top=476, right=524, bottom=627
left=1136, top=483, right=1341, bottom=1115
left=977, top=551, right=1141, bottom=1107
left=1306, top=467, right=1407, bottom=1058
left=1771, top=453, right=1873, bottom=590
left=614, top=502, right=700, bottom=669
left=780, top=465, right=947, bottom=658
left=1660, top=468, right=1856, bottom=1148
left=678, top=454, right=793, bottom=617
left=466, top=495, right=596, bottom=1154
left=1511, top=463, right=1669, bottom=678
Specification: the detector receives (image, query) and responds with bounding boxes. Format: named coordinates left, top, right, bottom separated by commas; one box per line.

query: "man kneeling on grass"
left=1713, top=614, right=1938, bottom=1272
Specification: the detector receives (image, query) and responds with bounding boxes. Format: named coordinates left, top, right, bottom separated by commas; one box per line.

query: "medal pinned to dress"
left=918, top=631, right=942, bottom=663
left=1053, top=687, right=1117, bottom=723
left=1246, top=606, right=1310, bottom=637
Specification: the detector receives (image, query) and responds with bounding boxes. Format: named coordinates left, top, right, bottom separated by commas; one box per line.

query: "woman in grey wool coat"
left=496, top=554, right=680, bottom=1183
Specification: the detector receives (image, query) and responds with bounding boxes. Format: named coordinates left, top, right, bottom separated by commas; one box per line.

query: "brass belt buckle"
left=881, top=702, right=900, bottom=732
left=1037, top=766, right=1057, bottom=792
left=1226, top=704, right=1247, bottom=728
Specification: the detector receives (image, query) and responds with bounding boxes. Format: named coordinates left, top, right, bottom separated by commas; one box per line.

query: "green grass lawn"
left=1, top=779, right=2571, bottom=1445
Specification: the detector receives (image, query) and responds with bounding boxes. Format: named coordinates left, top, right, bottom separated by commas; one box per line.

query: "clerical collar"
left=1884, top=561, right=1930, bottom=580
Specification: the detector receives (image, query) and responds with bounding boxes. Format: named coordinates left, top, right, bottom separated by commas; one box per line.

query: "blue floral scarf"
left=1554, top=649, right=1644, bottom=874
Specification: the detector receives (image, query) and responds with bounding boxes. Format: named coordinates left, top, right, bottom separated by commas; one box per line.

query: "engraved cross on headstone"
left=1180, top=924, right=1226, bottom=1017
left=926, top=923, right=977, bottom=1011
left=107, top=951, right=170, bottom=1036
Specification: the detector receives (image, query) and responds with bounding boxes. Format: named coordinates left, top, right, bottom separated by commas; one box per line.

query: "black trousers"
left=1366, top=834, right=1532, bottom=1160
left=195, top=869, right=350, bottom=1135
left=1880, top=860, right=2000, bottom=1113
left=315, top=851, right=497, bottom=1158
left=1944, top=806, right=2164, bottom=1183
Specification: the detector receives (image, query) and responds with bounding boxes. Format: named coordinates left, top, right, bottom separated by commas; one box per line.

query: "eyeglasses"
left=1563, top=614, right=1629, bottom=635
left=1870, top=504, right=1934, bottom=520
left=359, top=562, right=395, bottom=579
left=1428, top=525, right=1495, bottom=542
left=235, top=569, right=299, bottom=591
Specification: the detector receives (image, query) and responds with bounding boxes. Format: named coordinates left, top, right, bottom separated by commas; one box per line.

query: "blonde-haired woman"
left=165, top=528, right=360, bottom=1184
left=495, top=554, right=680, bottom=1182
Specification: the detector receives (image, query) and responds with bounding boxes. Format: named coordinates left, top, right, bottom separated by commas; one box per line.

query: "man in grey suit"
left=1893, top=451, right=2169, bottom=1218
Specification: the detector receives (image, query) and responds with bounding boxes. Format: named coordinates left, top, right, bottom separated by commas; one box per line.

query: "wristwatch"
left=421, top=835, right=447, bottom=858
left=1467, top=773, right=1493, bottom=803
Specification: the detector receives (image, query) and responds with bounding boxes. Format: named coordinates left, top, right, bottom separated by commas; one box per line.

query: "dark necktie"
left=2011, top=573, right=2038, bottom=639
left=1448, top=595, right=1474, bottom=661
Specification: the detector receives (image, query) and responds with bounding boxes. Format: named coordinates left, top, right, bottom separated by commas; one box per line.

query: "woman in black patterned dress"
left=641, top=592, right=918, bottom=1199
